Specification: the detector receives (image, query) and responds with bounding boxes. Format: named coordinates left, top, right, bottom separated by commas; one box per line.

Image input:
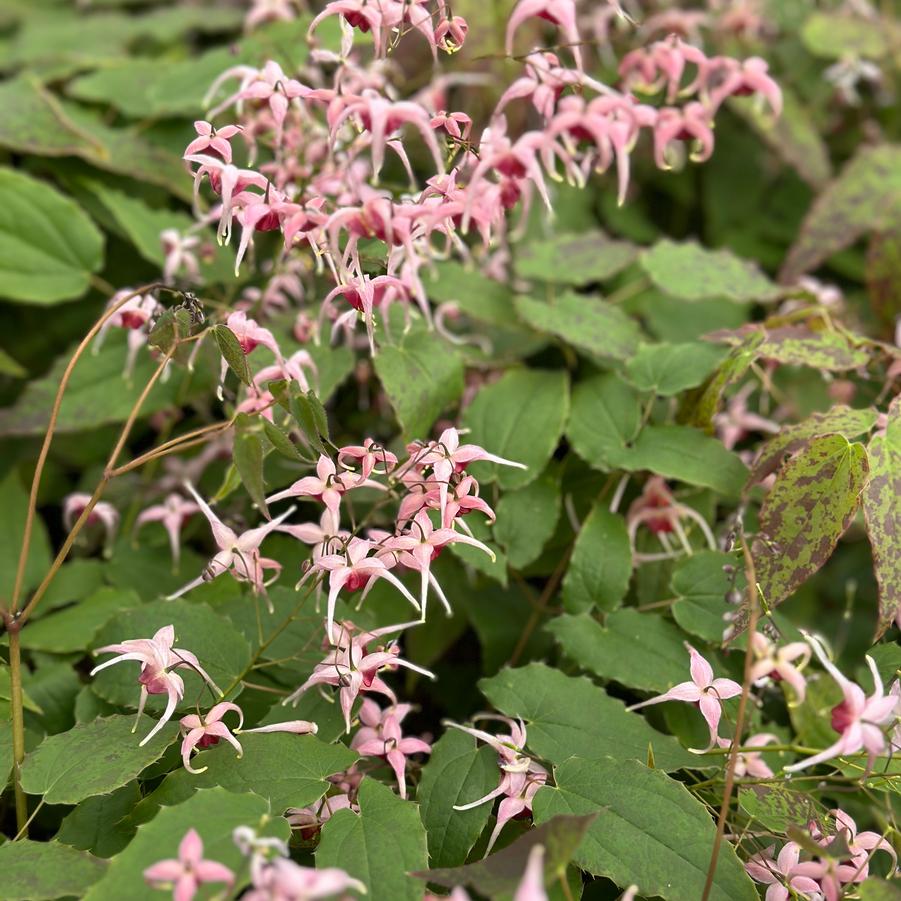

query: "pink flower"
left=515, top=844, right=548, bottom=901
left=351, top=699, right=431, bottom=798
left=136, top=493, right=200, bottom=566
left=224, top=310, right=282, bottom=359
left=286, top=792, right=356, bottom=840
left=715, top=732, right=778, bottom=778
left=144, top=829, right=234, bottom=901
left=308, top=0, right=405, bottom=58
left=448, top=715, right=548, bottom=855
left=168, top=482, right=295, bottom=599
left=808, top=808, right=897, bottom=885
left=179, top=701, right=245, bottom=774
left=245, top=856, right=366, bottom=901
left=183, top=120, right=242, bottom=163
left=297, top=537, right=421, bottom=644
left=784, top=634, right=897, bottom=773
left=93, top=288, right=163, bottom=377
left=267, top=455, right=375, bottom=522
left=284, top=620, right=434, bottom=732
left=337, top=438, right=398, bottom=485
left=749, top=633, right=810, bottom=703
left=626, top=643, right=742, bottom=750
left=160, top=229, right=201, bottom=284
left=506, top=0, right=583, bottom=71
left=63, top=492, right=119, bottom=548
left=652, top=102, right=715, bottom=170
left=91, top=625, right=221, bottom=746
left=744, top=842, right=822, bottom=901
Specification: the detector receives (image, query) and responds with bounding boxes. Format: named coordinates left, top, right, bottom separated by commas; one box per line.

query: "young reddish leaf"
left=863, top=398, right=901, bottom=638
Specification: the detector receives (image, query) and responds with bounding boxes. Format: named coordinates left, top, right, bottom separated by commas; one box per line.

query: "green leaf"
left=731, top=88, right=832, bottom=189
left=560, top=505, right=631, bottom=614
left=234, top=415, right=269, bottom=515
left=479, top=663, right=701, bottom=772
left=134, top=734, right=358, bottom=819
left=263, top=419, right=309, bottom=462
left=493, top=469, right=561, bottom=569
left=547, top=610, right=689, bottom=693
left=781, top=145, right=901, bottom=283
left=374, top=328, right=464, bottom=439
left=625, top=342, right=728, bottom=396
left=641, top=240, right=781, bottom=303
left=416, top=813, right=597, bottom=895
left=91, top=600, right=252, bottom=707
left=671, top=551, right=735, bottom=643
left=213, top=323, right=253, bottom=386
left=426, top=261, right=518, bottom=326
left=801, top=12, right=891, bottom=58
left=515, top=292, right=641, bottom=363
left=317, top=777, right=428, bottom=901
left=0, top=331, right=210, bottom=436
left=0, top=840, right=107, bottom=901
left=417, top=729, right=498, bottom=868
left=0, top=166, right=104, bottom=304
left=21, top=587, right=140, bottom=653
left=0, top=468, right=51, bottom=602
left=751, top=435, right=869, bottom=620
left=738, top=784, right=816, bottom=833
left=625, top=426, right=748, bottom=498
left=462, top=368, right=569, bottom=490
left=749, top=405, right=878, bottom=484
left=566, top=373, right=642, bottom=472
left=0, top=77, right=103, bottom=159
left=0, top=346, right=27, bottom=377
left=859, top=879, right=901, bottom=901
left=0, top=666, right=43, bottom=714
left=20, top=714, right=178, bottom=804
left=864, top=399, right=901, bottom=638
left=57, top=782, right=141, bottom=858
left=533, top=757, right=758, bottom=901
left=85, top=787, right=290, bottom=901
left=515, top=230, right=639, bottom=284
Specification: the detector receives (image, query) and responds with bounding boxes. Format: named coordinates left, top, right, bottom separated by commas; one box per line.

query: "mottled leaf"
left=514, top=292, right=642, bottom=363
left=751, top=434, right=869, bottom=620
left=864, top=399, right=901, bottom=638
left=515, top=230, right=639, bottom=284
left=642, top=240, right=782, bottom=303
left=738, top=784, right=816, bottom=833
left=781, top=145, right=901, bottom=284
left=801, top=12, right=891, bottom=59
left=749, top=405, right=878, bottom=484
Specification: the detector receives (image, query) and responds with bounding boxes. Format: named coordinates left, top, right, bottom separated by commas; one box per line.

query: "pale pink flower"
left=515, top=844, right=548, bottom=901
left=626, top=643, right=742, bottom=750
left=308, top=0, right=405, bottom=58
left=807, top=808, right=897, bottom=885
left=715, top=733, right=778, bottom=778
left=286, top=793, right=357, bottom=839
left=506, top=0, right=583, bottom=71
left=284, top=620, right=433, bottom=732
left=91, top=624, right=221, bottom=746
left=784, top=634, right=897, bottom=773
left=179, top=701, right=245, bottom=774
left=144, top=829, right=234, bottom=901
left=167, top=482, right=295, bottom=599
left=652, top=102, right=715, bottom=170
left=297, top=536, right=421, bottom=643
left=160, top=229, right=201, bottom=284
left=245, top=0, right=299, bottom=31
left=351, top=699, right=431, bottom=798
left=93, top=289, right=163, bottom=378
left=337, top=438, right=398, bottom=485
left=136, top=493, right=200, bottom=566
left=245, top=856, right=366, bottom=901
left=224, top=310, right=282, bottom=359
left=183, top=120, right=242, bottom=163
left=749, top=632, right=810, bottom=703
left=745, top=843, right=822, bottom=901
left=63, top=492, right=119, bottom=547
left=267, top=455, right=371, bottom=522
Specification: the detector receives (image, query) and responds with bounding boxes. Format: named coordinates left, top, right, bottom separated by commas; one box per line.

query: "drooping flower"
left=626, top=643, right=742, bottom=750
left=144, top=828, right=234, bottom=900
left=136, top=493, right=201, bottom=566
left=63, top=492, right=120, bottom=550
left=179, top=701, right=245, bottom=774
left=167, top=482, right=294, bottom=600
left=91, top=625, right=221, bottom=746
left=744, top=842, right=823, bottom=901
left=748, top=632, right=810, bottom=703
left=715, top=732, right=779, bottom=778
left=784, top=633, right=897, bottom=773
left=351, top=699, right=431, bottom=798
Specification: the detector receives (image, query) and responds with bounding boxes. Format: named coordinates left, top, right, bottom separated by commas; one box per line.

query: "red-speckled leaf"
left=864, top=398, right=901, bottom=639
left=780, top=145, right=901, bottom=284
left=745, top=434, right=869, bottom=629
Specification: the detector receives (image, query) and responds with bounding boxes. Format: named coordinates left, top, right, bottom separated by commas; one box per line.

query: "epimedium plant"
left=0, top=0, right=900, bottom=900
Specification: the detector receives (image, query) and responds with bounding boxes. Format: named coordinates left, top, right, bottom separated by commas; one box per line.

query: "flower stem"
left=7, top=623, right=28, bottom=837
left=700, top=533, right=760, bottom=901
